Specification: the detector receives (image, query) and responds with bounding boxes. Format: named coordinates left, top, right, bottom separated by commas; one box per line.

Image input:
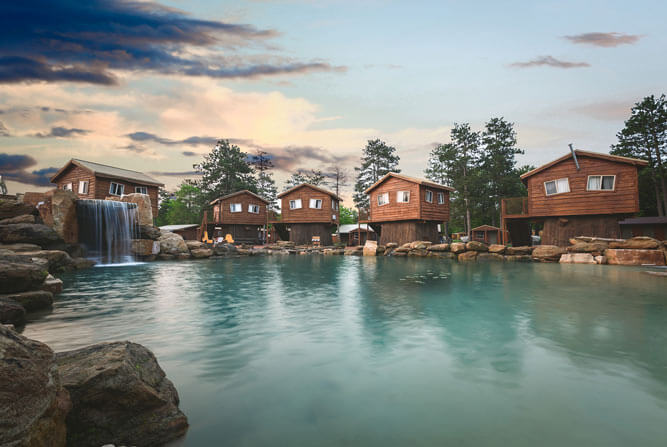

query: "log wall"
left=279, top=185, right=338, bottom=224
left=288, top=223, right=334, bottom=246
left=541, top=214, right=623, bottom=246
left=368, top=176, right=450, bottom=223
left=378, top=221, right=440, bottom=246
left=213, top=192, right=267, bottom=226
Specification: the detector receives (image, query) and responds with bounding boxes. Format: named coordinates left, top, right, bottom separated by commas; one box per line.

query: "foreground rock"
left=559, top=253, right=597, bottom=264
left=56, top=341, right=188, bottom=447
left=0, top=325, right=71, bottom=447
left=139, top=224, right=162, bottom=241
left=0, top=223, right=63, bottom=248
left=488, top=244, right=505, bottom=254
left=465, top=241, right=488, bottom=252
left=608, top=236, right=661, bottom=250
left=14, top=249, right=74, bottom=273
left=158, top=231, right=189, bottom=256
left=0, top=298, right=26, bottom=325
left=0, top=259, right=48, bottom=293
left=190, top=248, right=213, bottom=258
left=604, top=249, right=666, bottom=266
left=0, top=290, right=54, bottom=312
left=0, top=199, right=35, bottom=220
left=532, top=245, right=565, bottom=262
left=450, top=242, right=466, bottom=254
left=363, top=240, right=378, bottom=256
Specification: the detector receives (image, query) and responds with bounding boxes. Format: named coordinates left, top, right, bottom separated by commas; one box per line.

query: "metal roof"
left=50, top=159, right=164, bottom=186
left=338, top=224, right=374, bottom=233
left=520, top=150, right=648, bottom=181
left=618, top=217, right=667, bottom=225
left=210, top=189, right=269, bottom=205
left=364, top=172, right=455, bottom=194
left=159, top=224, right=199, bottom=231
left=277, top=183, right=341, bottom=200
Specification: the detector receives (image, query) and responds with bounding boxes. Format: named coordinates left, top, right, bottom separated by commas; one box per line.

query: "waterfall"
left=77, top=199, right=139, bottom=265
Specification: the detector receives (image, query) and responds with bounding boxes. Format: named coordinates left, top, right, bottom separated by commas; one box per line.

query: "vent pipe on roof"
left=569, top=144, right=580, bottom=170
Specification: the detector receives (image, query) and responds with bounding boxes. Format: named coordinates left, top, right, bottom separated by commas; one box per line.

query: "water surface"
left=23, top=256, right=667, bottom=446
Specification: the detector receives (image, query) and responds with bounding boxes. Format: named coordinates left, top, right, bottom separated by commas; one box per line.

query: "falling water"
left=77, top=199, right=139, bottom=265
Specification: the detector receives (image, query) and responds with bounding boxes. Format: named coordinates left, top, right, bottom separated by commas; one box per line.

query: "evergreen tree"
left=284, top=169, right=327, bottom=191
left=248, top=150, right=278, bottom=210
left=194, top=139, right=257, bottom=203
left=327, top=165, right=349, bottom=198
left=339, top=206, right=358, bottom=224
left=611, top=94, right=667, bottom=216
left=353, top=139, right=400, bottom=209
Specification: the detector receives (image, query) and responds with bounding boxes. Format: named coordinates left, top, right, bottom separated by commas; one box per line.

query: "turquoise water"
left=23, top=257, right=667, bottom=446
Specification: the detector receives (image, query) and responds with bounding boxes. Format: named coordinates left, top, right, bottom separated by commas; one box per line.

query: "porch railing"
left=501, top=197, right=529, bottom=217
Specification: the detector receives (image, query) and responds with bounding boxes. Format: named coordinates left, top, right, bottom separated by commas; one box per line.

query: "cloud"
left=33, top=126, right=89, bottom=138
left=564, top=32, right=642, bottom=47
left=509, top=56, right=590, bottom=69
left=570, top=100, right=633, bottom=121
left=0, top=121, right=10, bottom=137
left=149, top=170, right=201, bottom=177
left=126, top=131, right=219, bottom=146
left=182, top=151, right=197, bottom=157
left=0, top=153, right=58, bottom=186
left=0, top=0, right=344, bottom=84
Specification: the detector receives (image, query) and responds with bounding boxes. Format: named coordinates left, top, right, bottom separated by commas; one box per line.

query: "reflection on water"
left=23, top=257, right=667, bottom=446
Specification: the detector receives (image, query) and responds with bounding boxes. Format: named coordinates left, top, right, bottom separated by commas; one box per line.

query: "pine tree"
left=194, top=139, right=257, bottom=202
left=249, top=150, right=278, bottom=210
left=353, top=139, right=400, bottom=209
left=284, top=169, right=327, bottom=191
left=327, top=165, right=349, bottom=198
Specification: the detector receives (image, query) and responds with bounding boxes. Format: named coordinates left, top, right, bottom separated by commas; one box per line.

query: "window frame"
left=586, top=175, right=616, bottom=192
left=425, top=190, right=433, bottom=203
left=309, top=198, right=323, bottom=209
left=544, top=178, right=570, bottom=196
left=248, top=204, right=260, bottom=214
left=135, top=186, right=148, bottom=195
left=63, top=182, right=73, bottom=191
left=377, top=192, right=389, bottom=206
left=289, top=199, right=302, bottom=210
left=396, top=191, right=410, bottom=203
left=78, top=180, right=89, bottom=194
left=108, top=182, right=124, bottom=196
left=437, top=192, right=445, bottom=204
left=229, top=203, right=242, bottom=213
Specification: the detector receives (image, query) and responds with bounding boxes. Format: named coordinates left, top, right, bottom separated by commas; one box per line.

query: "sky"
left=0, top=0, right=665, bottom=204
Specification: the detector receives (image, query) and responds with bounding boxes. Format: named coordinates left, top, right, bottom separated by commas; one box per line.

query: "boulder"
left=46, top=189, right=79, bottom=244
left=488, top=244, right=505, bottom=254
left=466, top=241, right=489, bottom=252
left=363, top=240, right=378, bottom=256
left=0, top=259, right=48, bottom=293
left=1, top=290, right=54, bottom=312
left=477, top=253, right=504, bottom=261
left=157, top=254, right=175, bottom=261
left=120, top=193, right=154, bottom=227
left=213, top=243, right=238, bottom=256
left=559, top=253, right=596, bottom=264
left=0, top=298, right=26, bottom=326
left=385, top=243, right=398, bottom=249
left=428, top=243, right=449, bottom=252
left=505, top=246, right=533, bottom=255
left=595, top=255, right=607, bottom=265
left=458, top=251, right=478, bottom=262
left=42, top=274, right=64, bottom=295
left=15, top=250, right=74, bottom=273
left=428, top=251, right=456, bottom=260
left=70, top=258, right=96, bottom=270
left=608, top=237, right=661, bottom=250
left=185, top=240, right=204, bottom=250
left=450, top=242, right=466, bottom=254
left=0, top=223, right=63, bottom=248
left=410, top=241, right=432, bottom=250
left=158, top=231, right=189, bottom=255
left=0, top=214, right=36, bottom=224
left=138, top=224, right=162, bottom=241
left=0, top=199, right=35, bottom=220
left=344, top=246, right=363, bottom=256
left=0, top=325, right=70, bottom=447
left=407, top=248, right=429, bottom=257
left=131, top=239, right=160, bottom=257
left=65, top=243, right=87, bottom=259
left=567, top=241, right=608, bottom=254
left=55, top=341, right=188, bottom=447
left=532, top=245, right=565, bottom=262
left=604, top=249, right=666, bottom=266
left=0, top=242, right=42, bottom=252
left=190, top=248, right=213, bottom=259
left=504, top=255, right=533, bottom=262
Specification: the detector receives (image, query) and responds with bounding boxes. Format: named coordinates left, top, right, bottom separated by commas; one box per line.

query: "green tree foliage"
left=156, top=182, right=204, bottom=225
left=194, top=139, right=257, bottom=203
left=257, top=171, right=278, bottom=210
left=284, top=169, right=327, bottom=191
left=610, top=94, right=667, bottom=216
left=339, top=206, right=358, bottom=225
left=353, top=139, right=400, bottom=209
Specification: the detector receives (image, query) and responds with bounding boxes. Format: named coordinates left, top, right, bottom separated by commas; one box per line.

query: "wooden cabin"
left=501, top=150, right=648, bottom=246
left=618, top=216, right=667, bottom=240
left=49, top=158, right=163, bottom=217
left=276, top=183, right=340, bottom=246
left=471, top=225, right=503, bottom=245
left=339, top=224, right=375, bottom=246
left=364, top=173, right=453, bottom=245
left=159, top=224, right=199, bottom=241
left=209, top=190, right=269, bottom=244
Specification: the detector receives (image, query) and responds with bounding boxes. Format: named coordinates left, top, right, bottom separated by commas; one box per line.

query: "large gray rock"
left=56, top=341, right=188, bottom=447
left=14, top=250, right=74, bottom=273
left=213, top=243, right=238, bottom=256
left=1, top=290, right=54, bottom=312
left=185, top=240, right=204, bottom=250
left=0, top=242, right=42, bottom=252
left=190, top=248, right=212, bottom=259
left=131, top=239, right=160, bottom=257
left=138, top=224, right=161, bottom=241
left=0, top=325, right=71, bottom=447
left=0, top=298, right=26, bottom=326
left=158, top=231, right=189, bottom=255
left=0, top=199, right=35, bottom=220
left=0, top=223, right=63, bottom=248
left=0, top=214, right=36, bottom=225
left=121, top=193, right=154, bottom=227
left=0, top=259, right=48, bottom=293
left=466, top=241, right=489, bottom=252
left=567, top=241, right=608, bottom=254
left=47, top=189, right=79, bottom=244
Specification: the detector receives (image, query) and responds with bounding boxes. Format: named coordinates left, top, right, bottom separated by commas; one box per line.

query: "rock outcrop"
left=0, top=325, right=71, bottom=447
left=608, top=236, right=661, bottom=250
left=505, top=246, right=533, bottom=255
left=14, top=249, right=74, bottom=273
left=427, top=243, right=449, bottom=252
left=0, top=199, right=36, bottom=220
left=56, top=341, right=188, bottom=447
left=0, top=258, right=48, bottom=293
left=158, top=231, right=189, bottom=256
left=131, top=239, right=160, bottom=257
left=138, top=224, right=161, bottom=241
left=0, top=298, right=26, bottom=325
left=120, top=193, right=154, bottom=227
left=0, top=223, right=62, bottom=248
left=45, top=189, right=79, bottom=244
left=532, top=245, right=565, bottom=262
left=465, top=241, right=488, bottom=252
left=1, top=290, right=54, bottom=312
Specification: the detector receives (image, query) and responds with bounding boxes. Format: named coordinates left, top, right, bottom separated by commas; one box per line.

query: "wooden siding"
left=213, top=192, right=267, bottom=226
left=368, top=176, right=450, bottom=223
left=541, top=215, right=622, bottom=246
left=288, top=223, right=335, bottom=245
left=379, top=221, right=440, bottom=245
left=526, top=155, right=640, bottom=217
left=280, top=185, right=339, bottom=224
left=52, top=164, right=97, bottom=200
left=94, top=176, right=159, bottom=218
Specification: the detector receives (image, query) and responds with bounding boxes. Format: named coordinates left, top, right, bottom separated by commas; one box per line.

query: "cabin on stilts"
left=276, top=183, right=340, bottom=246
left=364, top=173, right=453, bottom=246
left=501, top=150, right=648, bottom=246
left=208, top=190, right=269, bottom=244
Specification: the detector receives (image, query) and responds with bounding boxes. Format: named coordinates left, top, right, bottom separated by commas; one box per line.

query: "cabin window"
left=332, top=200, right=339, bottom=210
left=377, top=192, right=389, bottom=206
left=310, top=199, right=323, bottom=209
left=397, top=191, right=410, bottom=203
left=437, top=192, right=445, bottom=204
left=289, top=199, right=302, bottom=209
left=63, top=183, right=73, bottom=191
left=332, top=214, right=337, bottom=220
left=248, top=204, right=260, bottom=214
left=544, top=178, right=570, bottom=196
left=587, top=175, right=615, bottom=191
left=78, top=180, right=89, bottom=194
left=425, top=190, right=433, bottom=203
left=109, top=182, right=124, bottom=196
left=230, top=203, right=242, bottom=213
left=135, top=186, right=148, bottom=195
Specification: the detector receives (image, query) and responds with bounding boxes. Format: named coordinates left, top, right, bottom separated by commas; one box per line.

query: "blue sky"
left=0, top=0, right=664, bottom=202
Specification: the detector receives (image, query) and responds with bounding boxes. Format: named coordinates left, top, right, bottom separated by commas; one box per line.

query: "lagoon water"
left=23, top=256, right=667, bottom=446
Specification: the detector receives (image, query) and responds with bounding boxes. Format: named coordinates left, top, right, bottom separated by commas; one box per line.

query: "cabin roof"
left=277, top=183, right=341, bottom=200
left=159, top=224, right=199, bottom=231
left=520, top=150, right=648, bottom=182
left=471, top=225, right=500, bottom=232
left=338, top=224, right=374, bottom=234
left=50, top=158, right=164, bottom=187
left=364, top=172, right=455, bottom=194
left=210, top=190, right=269, bottom=205
left=618, top=216, right=667, bottom=225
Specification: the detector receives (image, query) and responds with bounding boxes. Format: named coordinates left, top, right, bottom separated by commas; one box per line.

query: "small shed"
left=471, top=225, right=502, bottom=245
left=339, top=224, right=375, bottom=246
left=618, top=217, right=667, bottom=240
left=159, top=224, right=199, bottom=241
